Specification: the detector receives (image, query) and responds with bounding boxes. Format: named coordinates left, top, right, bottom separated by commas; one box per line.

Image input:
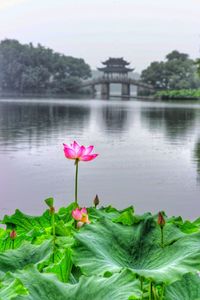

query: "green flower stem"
left=75, top=159, right=79, bottom=204
left=140, top=276, right=143, bottom=291
left=160, top=283, right=165, bottom=300
left=140, top=276, right=144, bottom=299
left=152, top=286, right=158, bottom=300
left=52, top=213, right=55, bottom=240
left=161, top=227, right=164, bottom=248
left=12, top=240, right=14, bottom=250
left=149, top=281, right=153, bottom=300
left=51, top=210, right=56, bottom=263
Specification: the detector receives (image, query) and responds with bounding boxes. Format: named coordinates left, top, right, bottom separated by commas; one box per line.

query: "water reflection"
left=1, top=99, right=200, bottom=219
left=194, top=139, right=200, bottom=179
left=0, top=101, right=91, bottom=150
left=141, top=107, right=196, bottom=141
left=0, top=101, right=134, bottom=150
left=101, top=105, right=129, bottom=133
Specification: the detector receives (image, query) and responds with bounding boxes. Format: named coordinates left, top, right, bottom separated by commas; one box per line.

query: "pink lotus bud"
left=93, top=195, right=100, bottom=208
left=10, top=230, right=17, bottom=240
left=157, top=212, right=165, bottom=228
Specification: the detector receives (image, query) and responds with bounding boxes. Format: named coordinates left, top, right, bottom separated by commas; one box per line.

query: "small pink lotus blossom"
left=77, top=222, right=84, bottom=229
left=10, top=230, right=17, bottom=240
left=72, top=207, right=90, bottom=227
left=63, top=141, right=98, bottom=162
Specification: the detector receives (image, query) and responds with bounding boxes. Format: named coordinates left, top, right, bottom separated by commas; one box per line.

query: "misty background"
left=0, top=0, right=200, bottom=73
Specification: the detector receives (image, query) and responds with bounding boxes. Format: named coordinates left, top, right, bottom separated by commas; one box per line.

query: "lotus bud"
left=93, top=194, right=100, bottom=208
left=45, top=198, right=55, bottom=215
left=10, top=230, right=17, bottom=240
left=45, top=197, right=54, bottom=208
left=157, top=212, right=165, bottom=228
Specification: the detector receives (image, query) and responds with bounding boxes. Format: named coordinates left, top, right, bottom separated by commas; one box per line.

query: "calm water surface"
left=0, top=98, right=200, bottom=219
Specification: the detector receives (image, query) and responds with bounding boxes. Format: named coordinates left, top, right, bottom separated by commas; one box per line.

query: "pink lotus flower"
left=63, top=141, right=98, bottom=162
left=63, top=140, right=98, bottom=204
left=72, top=207, right=90, bottom=228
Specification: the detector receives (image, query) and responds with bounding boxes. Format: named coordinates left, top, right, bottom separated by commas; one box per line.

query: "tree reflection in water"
left=0, top=101, right=91, bottom=150
left=194, top=140, right=200, bottom=180
left=141, top=107, right=196, bottom=142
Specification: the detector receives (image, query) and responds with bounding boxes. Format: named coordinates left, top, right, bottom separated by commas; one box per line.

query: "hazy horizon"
left=0, top=0, right=200, bottom=72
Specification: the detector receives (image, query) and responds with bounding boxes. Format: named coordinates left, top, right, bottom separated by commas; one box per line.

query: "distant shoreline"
left=0, top=92, right=91, bottom=99
left=0, top=92, right=200, bottom=102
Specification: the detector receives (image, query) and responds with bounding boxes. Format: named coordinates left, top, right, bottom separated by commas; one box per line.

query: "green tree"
left=0, top=39, right=91, bottom=94
left=196, top=58, right=200, bottom=78
left=141, top=50, right=200, bottom=90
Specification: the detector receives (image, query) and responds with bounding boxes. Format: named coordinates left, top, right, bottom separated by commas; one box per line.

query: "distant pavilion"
left=97, top=57, right=134, bottom=96
left=98, top=57, right=134, bottom=78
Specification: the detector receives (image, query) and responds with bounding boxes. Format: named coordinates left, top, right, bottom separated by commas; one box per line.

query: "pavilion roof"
left=102, top=57, right=130, bottom=66
left=98, top=57, right=134, bottom=73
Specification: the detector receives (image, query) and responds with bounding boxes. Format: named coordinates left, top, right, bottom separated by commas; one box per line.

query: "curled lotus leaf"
left=1, top=266, right=141, bottom=300
left=165, top=273, right=200, bottom=300
left=73, top=216, right=200, bottom=284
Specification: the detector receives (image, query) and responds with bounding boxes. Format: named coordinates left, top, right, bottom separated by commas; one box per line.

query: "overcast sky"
left=0, top=0, right=200, bottom=72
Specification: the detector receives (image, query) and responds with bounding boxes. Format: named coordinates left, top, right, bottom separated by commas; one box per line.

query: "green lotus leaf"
left=1, top=204, right=75, bottom=239
left=179, top=221, right=200, bottom=234
left=38, top=241, right=73, bottom=282
left=73, top=217, right=200, bottom=283
left=168, top=216, right=200, bottom=234
left=0, top=228, right=32, bottom=252
left=165, top=273, right=200, bottom=300
left=89, top=206, right=150, bottom=226
left=55, top=220, right=74, bottom=237
left=55, top=236, right=74, bottom=249
left=167, top=216, right=183, bottom=226
left=43, top=248, right=72, bottom=282
left=57, top=203, right=77, bottom=223
left=3, top=266, right=141, bottom=300
left=0, top=278, right=28, bottom=299
left=0, top=240, right=52, bottom=274
left=88, top=205, right=135, bottom=223
left=2, top=209, right=52, bottom=234
left=112, top=207, right=135, bottom=225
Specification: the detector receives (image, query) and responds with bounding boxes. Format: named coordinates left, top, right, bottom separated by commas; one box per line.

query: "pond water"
left=0, top=98, right=200, bottom=219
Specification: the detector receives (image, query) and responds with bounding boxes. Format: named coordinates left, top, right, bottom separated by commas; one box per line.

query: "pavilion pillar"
left=135, top=86, right=138, bottom=96
left=91, top=85, right=96, bottom=96
left=101, top=83, right=110, bottom=98
left=121, top=83, right=130, bottom=97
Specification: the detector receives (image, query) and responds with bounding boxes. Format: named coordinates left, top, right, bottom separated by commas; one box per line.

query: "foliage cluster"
left=0, top=202, right=200, bottom=299
left=0, top=39, right=91, bottom=94
left=141, top=50, right=200, bottom=90
left=196, top=59, right=200, bottom=78
left=155, top=89, right=200, bottom=100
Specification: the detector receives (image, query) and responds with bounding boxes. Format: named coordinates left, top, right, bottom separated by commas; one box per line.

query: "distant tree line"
left=141, top=50, right=200, bottom=90
left=196, top=58, right=200, bottom=79
left=0, top=39, right=91, bottom=94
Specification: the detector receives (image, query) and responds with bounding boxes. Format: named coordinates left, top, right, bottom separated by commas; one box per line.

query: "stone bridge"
left=81, top=76, right=155, bottom=98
